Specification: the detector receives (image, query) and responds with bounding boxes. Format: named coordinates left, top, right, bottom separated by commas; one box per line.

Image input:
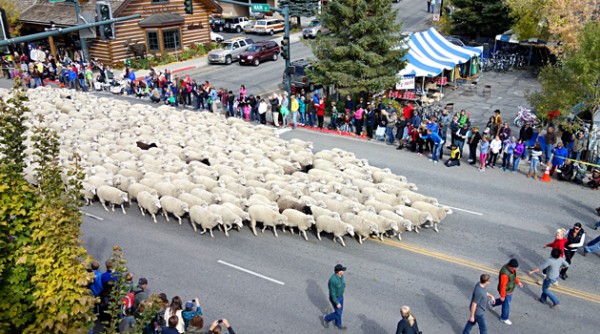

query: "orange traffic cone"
left=540, top=164, right=552, bottom=182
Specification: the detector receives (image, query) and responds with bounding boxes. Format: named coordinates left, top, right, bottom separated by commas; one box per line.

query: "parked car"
left=210, top=31, right=224, bottom=43
left=239, top=41, right=280, bottom=66
left=244, top=20, right=257, bottom=34
left=302, top=20, right=328, bottom=39
left=254, top=19, right=285, bottom=35
left=224, top=16, right=249, bottom=33
left=281, top=59, right=316, bottom=93
left=210, top=18, right=225, bottom=32
left=208, top=37, right=255, bottom=65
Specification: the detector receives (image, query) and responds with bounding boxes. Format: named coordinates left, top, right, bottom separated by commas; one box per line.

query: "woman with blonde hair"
left=395, top=305, right=421, bottom=334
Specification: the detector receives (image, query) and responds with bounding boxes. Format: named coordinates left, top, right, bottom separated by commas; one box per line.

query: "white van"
left=254, top=19, right=284, bottom=35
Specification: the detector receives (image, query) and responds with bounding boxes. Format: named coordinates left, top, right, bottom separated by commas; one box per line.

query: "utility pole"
left=73, top=0, right=88, bottom=62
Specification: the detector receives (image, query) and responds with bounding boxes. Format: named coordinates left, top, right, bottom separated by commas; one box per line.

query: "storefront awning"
left=138, top=13, right=185, bottom=28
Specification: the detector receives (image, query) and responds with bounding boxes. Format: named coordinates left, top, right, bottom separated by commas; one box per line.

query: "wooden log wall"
left=88, top=0, right=214, bottom=66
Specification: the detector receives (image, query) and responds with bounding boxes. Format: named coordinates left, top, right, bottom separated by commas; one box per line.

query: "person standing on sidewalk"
left=320, top=264, right=347, bottom=330
left=559, top=222, right=586, bottom=280
left=528, top=248, right=569, bottom=308
left=420, top=129, right=443, bottom=163
left=492, top=259, right=523, bottom=325
left=462, top=274, right=495, bottom=334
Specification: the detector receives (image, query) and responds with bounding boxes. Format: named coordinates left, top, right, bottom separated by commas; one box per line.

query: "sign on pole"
left=251, top=4, right=270, bottom=12
left=79, top=12, right=97, bottom=39
left=396, top=76, right=415, bottom=90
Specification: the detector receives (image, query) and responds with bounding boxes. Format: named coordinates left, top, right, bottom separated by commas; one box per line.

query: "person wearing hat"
left=492, top=259, right=522, bottom=325
left=132, top=277, right=149, bottom=314
left=182, top=298, right=203, bottom=331
left=528, top=248, right=569, bottom=308
left=559, top=222, right=585, bottom=280
left=321, top=264, right=347, bottom=330
left=445, top=144, right=461, bottom=167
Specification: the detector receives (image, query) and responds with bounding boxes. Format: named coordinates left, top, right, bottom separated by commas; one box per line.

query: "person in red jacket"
left=316, top=98, right=326, bottom=129
left=492, top=259, right=523, bottom=326
left=544, top=228, right=567, bottom=257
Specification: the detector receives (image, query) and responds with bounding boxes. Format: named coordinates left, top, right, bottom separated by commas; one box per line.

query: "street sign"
left=251, top=4, right=270, bottom=12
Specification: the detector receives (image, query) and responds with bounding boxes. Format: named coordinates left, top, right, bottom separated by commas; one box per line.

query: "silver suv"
left=208, top=37, right=255, bottom=65
left=303, top=20, right=328, bottom=39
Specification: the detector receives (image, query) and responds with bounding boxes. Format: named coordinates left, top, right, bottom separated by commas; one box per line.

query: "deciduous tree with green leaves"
left=527, top=22, right=600, bottom=128
left=449, top=0, right=512, bottom=39
left=306, top=0, right=407, bottom=96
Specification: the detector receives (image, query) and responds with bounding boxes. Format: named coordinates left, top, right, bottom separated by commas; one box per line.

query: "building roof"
left=138, top=13, right=185, bottom=28
left=19, top=0, right=126, bottom=27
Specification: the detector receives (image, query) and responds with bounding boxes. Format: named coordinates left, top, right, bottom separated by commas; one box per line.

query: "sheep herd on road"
left=3, top=86, right=452, bottom=247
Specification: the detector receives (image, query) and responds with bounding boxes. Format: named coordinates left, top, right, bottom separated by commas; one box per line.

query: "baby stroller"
left=109, top=79, right=126, bottom=95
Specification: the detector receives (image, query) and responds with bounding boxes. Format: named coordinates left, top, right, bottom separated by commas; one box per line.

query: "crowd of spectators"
left=89, top=261, right=235, bottom=334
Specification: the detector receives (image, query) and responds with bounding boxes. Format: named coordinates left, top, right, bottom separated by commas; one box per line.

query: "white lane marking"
left=441, top=205, right=483, bottom=216
left=82, top=211, right=105, bottom=221
left=217, top=260, right=285, bottom=285
left=276, top=128, right=292, bottom=136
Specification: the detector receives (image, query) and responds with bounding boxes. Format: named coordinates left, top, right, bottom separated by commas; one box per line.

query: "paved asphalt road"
left=81, top=124, right=600, bottom=334
left=184, top=0, right=432, bottom=97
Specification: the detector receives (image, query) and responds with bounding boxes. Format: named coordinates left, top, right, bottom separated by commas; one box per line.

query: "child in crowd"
left=479, top=136, right=489, bottom=172
left=445, top=144, right=461, bottom=167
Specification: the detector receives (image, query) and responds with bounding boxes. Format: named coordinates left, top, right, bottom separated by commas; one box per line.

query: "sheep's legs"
left=120, top=204, right=126, bottom=215
left=272, top=227, right=278, bottom=238
left=139, top=205, right=145, bottom=216
left=101, top=201, right=109, bottom=212
left=357, top=235, right=363, bottom=244
left=434, top=223, right=439, bottom=233
left=177, top=216, right=182, bottom=225
left=190, top=220, right=197, bottom=232
left=110, top=204, right=116, bottom=212
left=250, top=220, right=257, bottom=236
left=301, top=230, right=308, bottom=241
left=151, top=213, right=157, bottom=224
left=317, top=231, right=322, bottom=241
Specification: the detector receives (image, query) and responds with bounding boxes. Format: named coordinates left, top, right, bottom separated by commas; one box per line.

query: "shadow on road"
left=358, top=313, right=390, bottom=334
left=306, top=278, right=329, bottom=314
left=452, top=274, right=475, bottom=300
left=422, top=287, right=462, bottom=333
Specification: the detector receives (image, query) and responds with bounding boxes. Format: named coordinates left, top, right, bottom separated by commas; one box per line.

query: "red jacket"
left=545, top=238, right=567, bottom=257
left=316, top=102, right=325, bottom=116
left=498, top=267, right=521, bottom=298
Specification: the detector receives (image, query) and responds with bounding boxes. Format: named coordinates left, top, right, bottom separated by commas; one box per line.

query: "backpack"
left=122, top=291, right=135, bottom=316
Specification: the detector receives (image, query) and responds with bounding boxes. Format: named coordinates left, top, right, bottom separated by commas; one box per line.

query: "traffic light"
left=281, top=37, right=290, bottom=60
left=184, top=0, right=193, bottom=14
left=96, top=1, right=115, bottom=40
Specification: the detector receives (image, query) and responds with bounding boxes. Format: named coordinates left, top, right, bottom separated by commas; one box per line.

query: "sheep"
left=341, top=213, right=378, bottom=244
left=322, top=198, right=360, bottom=215
left=277, top=195, right=312, bottom=214
left=366, top=192, right=410, bottom=206
left=159, top=196, right=189, bottom=225
left=190, top=188, right=221, bottom=204
left=171, top=179, right=204, bottom=193
left=310, top=206, right=341, bottom=220
left=379, top=209, right=413, bottom=235
left=128, top=183, right=158, bottom=204
left=81, top=182, right=96, bottom=205
left=191, top=175, right=223, bottom=190
left=96, top=185, right=129, bottom=214
left=152, top=181, right=184, bottom=198
left=247, top=204, right=289, bottom=237
left=189, top=205, right=224, bottom=236
left=357, top=211, right=399, bottom=240
left=221, top=202, right=251, bottom=221
left=410, top=201, right=453, bottom=232
left=207, top=204, right=243, bottom=236
left=363, top=199, right=397, bottom=214
left=400, top=205, right=434, bottom=233
left=137, top=191, right=162, bottom=223
left=178, top=193, right=208, bottom=208
left=281, top=209, right=316, bottom=241
left=315, top=216, right=355, bottom=247
left=399, top=190, right=438, bottom=206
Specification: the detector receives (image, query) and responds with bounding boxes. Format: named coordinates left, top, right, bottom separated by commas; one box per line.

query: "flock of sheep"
left=5, top=86, right=452, bottom=247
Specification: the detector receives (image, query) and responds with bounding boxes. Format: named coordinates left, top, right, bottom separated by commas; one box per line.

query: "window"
left=162, top=29, right=181, bottom=51
left=147, top=31, right=160, bottom=52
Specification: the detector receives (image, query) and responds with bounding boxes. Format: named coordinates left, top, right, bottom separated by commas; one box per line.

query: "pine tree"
left=450, top=0, right=512, bottom=39
left=277, top=0, right=320, bottom=26
left=306, top=0, right=407, bottom=96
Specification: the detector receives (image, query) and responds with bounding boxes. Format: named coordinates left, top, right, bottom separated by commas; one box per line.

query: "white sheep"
left=178, top=193, right=208, bottom=208
left=189, top=205, right=224, bottom=236
left=310, top=206, right=342, bottom=220
left=159, top=196, right=189, bottom=225
left=281, top=209, right=316, bottom=241
left=410, top=201, right=453, bottom=232
left=400, top=205, right=434, bottom=233
left=153, top=181, right=184, bottom=198
left=81, top=182, right=96, bottom=205
left=96, top=185, right=129, bottom=214
left=315, top=216, right=355, bottom=247
left=358, top=211, right=399, bottom=240
left=221, top=202, right=251, bottom=221
left=137, top=191, right=162, bottom=223
left=190, top=188, right=221, bottom=204
left=322, top=198, right=360, bottom=215
left=247, top=204, right=289, bottom=237
left=128, top=183, right=158, bottom=204
left=379, top=209, right=413, bottom=235
left=207, top=204, right=243, bottom=236
left=399, top=190, right=438, bottom=206
left=341, top=212, right=378, bottom=244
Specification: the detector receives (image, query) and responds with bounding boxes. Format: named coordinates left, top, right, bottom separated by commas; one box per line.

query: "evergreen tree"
left=277, top=0, right=320, bottom=26
left=307, top=0, right=407, bottom=96
left=450, top=0, right=512, bottom=39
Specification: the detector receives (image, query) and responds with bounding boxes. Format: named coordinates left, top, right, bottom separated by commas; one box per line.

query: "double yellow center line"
left=375, top=238, right=600, bottom=304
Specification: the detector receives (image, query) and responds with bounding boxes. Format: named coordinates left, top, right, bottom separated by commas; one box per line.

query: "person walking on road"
left=559, top=222, right=586, bottom=280
left=492, top=259, right=523, bottom=325
left=583, top=233, right=600, bottom=255
left=462, top=274, right=495, bottom=334
left=528, top=248, right=569, bottom=308
left=395, top=305, right=420, bottom=334
left=320, top=264, right=347, bottom=330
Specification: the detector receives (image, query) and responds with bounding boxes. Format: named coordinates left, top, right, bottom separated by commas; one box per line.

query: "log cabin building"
left=18, top=0, right=222, bottom=66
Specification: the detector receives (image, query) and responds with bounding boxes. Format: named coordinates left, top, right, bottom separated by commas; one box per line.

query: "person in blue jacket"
left=550, top=141, right=568, bottom=176
left=421, top=129, right=443, bottom=163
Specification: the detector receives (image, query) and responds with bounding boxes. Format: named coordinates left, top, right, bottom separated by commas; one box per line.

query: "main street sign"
left=251, top=4, right=270, bottom=12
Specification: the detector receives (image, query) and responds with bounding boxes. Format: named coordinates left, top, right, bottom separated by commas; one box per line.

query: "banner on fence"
left=396, top=75, right=415, bottom=90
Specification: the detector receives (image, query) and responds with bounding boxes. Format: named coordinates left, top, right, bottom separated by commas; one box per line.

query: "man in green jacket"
left=321, top=264, right=347, bottom=330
